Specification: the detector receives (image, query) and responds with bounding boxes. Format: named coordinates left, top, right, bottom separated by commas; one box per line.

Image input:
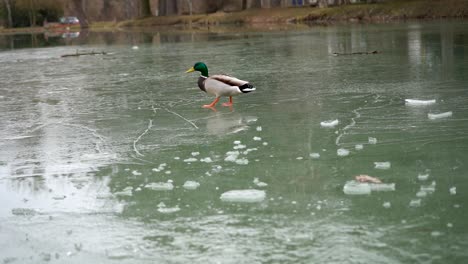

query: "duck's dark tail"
left=239, top=83, right=256, bottom=93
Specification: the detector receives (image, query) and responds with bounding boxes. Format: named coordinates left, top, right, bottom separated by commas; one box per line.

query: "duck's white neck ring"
left=200, top=75, right=208, bottom=78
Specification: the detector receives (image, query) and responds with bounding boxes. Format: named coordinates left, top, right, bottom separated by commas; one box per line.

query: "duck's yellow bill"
left=186, top=67, right=195, bottom=73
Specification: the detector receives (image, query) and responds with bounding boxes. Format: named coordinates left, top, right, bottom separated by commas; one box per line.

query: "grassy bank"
left=119, top=0, right=468, bottom=28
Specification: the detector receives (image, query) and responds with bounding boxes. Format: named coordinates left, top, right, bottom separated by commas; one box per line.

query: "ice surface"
left=343, top=181, right=371, bottom=195
left=405, top=99, right=436, bottom=106
left=370, top=183, right=396, bottom=192
left=420, top=181, right=436, bottom=193
left=309, top=153, right=320, bottom=159
left=11, top=208, right=37, bottom=216
left=428, top=111, right=452, bottom=120
left=253, top=178, right=268, bottom=187
left=355, top=144, right=364, bottom=150
left=220, top=189, right=266, bottom=203
left=52, top=195, right=67, bottom=200
left=145, top=182, right=174, bottom=191
left=320, top=119, right=339, bottom=128
left=374, top=162, right=391, bottom=170
left=337, top=148, right=350, bottom=157
left=418, top=173, right=429, bottom=181
left=368, top=137, right=378, bottom=144
left=450, top=187, right=456, bottom=195
left=183, top=181, right=200, bottom=190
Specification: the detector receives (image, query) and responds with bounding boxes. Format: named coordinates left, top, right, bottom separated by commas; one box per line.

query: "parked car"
left=59, top=17, right=80, bottom=26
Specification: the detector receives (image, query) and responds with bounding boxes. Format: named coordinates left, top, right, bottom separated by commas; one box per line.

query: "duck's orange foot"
left=222, top=102, right=233, bottom=107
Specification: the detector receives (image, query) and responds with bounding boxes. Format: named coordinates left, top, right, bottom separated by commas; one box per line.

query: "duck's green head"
left=186, top=62, right=208, bottom=77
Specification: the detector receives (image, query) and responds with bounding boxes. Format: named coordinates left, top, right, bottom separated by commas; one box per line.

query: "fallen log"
left=61, top=51, right=107, bottom=58
left=332, top=50, right=379, bottom=56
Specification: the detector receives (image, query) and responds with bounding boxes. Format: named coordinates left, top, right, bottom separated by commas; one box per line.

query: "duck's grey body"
left=198, top=75, right=255, bottom=97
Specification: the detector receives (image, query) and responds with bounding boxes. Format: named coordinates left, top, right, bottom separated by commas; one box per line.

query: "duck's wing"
left=204, top=75, right=255, bottom=97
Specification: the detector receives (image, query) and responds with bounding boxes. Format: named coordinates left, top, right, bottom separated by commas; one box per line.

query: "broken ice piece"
left=256, top=126, right=262, bottom=131
left=405, top=99, right=436, bottom=106
left=355, top=144, right=364, bottom=150
left=418, top=173, right=429, bottom=181
left=183, top=181, right=200, bottom=190
left=383, top=202, right=391, bottom=208
left=428, top=111, right=452, bottom=120
left=320, top=119, right=339, bottom=128
left=370, top=183, right=395, bottom=192
left=337, top=148, right=350, bottom=157
left=449, top=187, right=456, bottom=195
left=374, top=162, right=391, bottom=170
left=368, top=137, right=378, bottom=144
left=253, top=178, right=268, bottom=187
left=310, top=153, right=320, bottom=159
left=343, top=181, right=371, bottom=195
left=145, top=182, right=174, bottom=191
left=220, top=189, right=266, bottom=203
left=409, top=199, right=421, bottom=207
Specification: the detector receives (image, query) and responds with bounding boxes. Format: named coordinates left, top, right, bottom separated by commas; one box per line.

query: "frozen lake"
left=1, top=21, right=468, bottom=263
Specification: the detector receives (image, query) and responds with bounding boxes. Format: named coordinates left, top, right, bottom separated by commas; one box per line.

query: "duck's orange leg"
left=222, top=96, right=233, bottom=107
left=203, top=97, right=220, bottom=108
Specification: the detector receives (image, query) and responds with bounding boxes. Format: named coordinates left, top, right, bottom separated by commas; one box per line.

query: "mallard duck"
left=186, top=62, right=256, bottom=108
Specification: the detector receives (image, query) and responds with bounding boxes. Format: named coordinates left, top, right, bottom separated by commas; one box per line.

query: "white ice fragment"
left=165, top=170, right=171, bottom=174
left=447, top=223, right=453, bottom=228
left=420, top=181, right=436, bottom=193
left=374, top=162, right=391, bottom=170
left=405, top=99, right=436, bottom=106
left=418, top=173, right=429, bottom=181
left=224, top=151, right=240, bottom=162
left=220, top=189, right=266, bottom=203
left=355, top=144, right=364, bottom=150
left=368, top=137, right=378, bottom=144
left=183, top=181, right=200, bottom=190
left=145, top=182, right=174, bottom=191
left=309, top=153, right=320, bottom=159
left=183, top=157, right=198, bottom=163
left=431, top=231, right=442, bottom=237
left=337, top=148, right=350, bottom=157
left=370, top=183, right=395, bottom=192
left=416, top=190, right=427, bottom=198
left=200, top=157, right=213, bottom=163
left=296, top=157, right=304, bottom=160
left=132, top=46, right=139, bottom=50
left=157, top=206, right=180, bottom=214
left=233, top=140, right=241, bottom=145
left=428, top=111, right=452, bottom=120
left=253, top=178, right=268, bottom=187
left=409, top=199, right=421, bottom=207
left=233, top=144, right=246, bottom=150
left=152, top=168, right=160, bottom=172
left=320, top=119, right=339, bottom=128
left=115, top=186, right=133, bottom=197
left=256, top=126, right=262, bottom=131
left=343, top=181, right=371, bottom=195
left=383, top=202, right=391, bottom=208
left=253, top=136, right=262, bottom=141
left=262, top=142, right=268, bottom=146
left=132, top=170, right=142, bottom=176
left=449, top=187, right=456, bottom=195
left=174, top=157, right=180, bottom=160
left=235, top=158, right=249, bottom=165
left=191, top=152, right=200, bottom=156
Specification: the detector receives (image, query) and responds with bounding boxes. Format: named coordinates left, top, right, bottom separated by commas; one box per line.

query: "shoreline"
left=1, top=0, right=467, bottom=35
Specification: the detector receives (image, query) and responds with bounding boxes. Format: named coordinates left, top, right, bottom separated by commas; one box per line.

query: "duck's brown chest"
left=198, top=76, right=206, bottom=92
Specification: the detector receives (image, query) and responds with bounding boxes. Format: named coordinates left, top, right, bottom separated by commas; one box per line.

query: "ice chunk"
left=337, top=148, right=350, bottom=157
left=418, top=173, right=429, bottom=181
left=428, top=111, right=452, bottom=120
left=233, top=140, right=241, bottom=145
left=200, top=157, right=213, bottom=163
left=145, top=182, right=174, bottom=191
left=370, top=183, right=395, bottom=192
left=132, top=46, right=139, bottom=50
left=253, top=136, right=262, bottom=141
left=309, top=153, right=320, bottom=159
left=157, top=206, right=180, bottom=214
left=374, top=162, right=391, bottom=170
left=253, top=178, right=268, bottom=187
left=262, top=142, right=268, bottom=146
left=132, top=170, right=142, bottom=176
left=224, top=151, right=240, bottom=162
left=416, top=190, right=427, bottom=197
left=184, top=157, right=198, bottom=163
left=368, top=137, right=378, bottom=144
left=183, top=181, right=200, bottom=190
left=420, top=181, right=436, bottom=193
left=220, top=189, right=266, bottom=203
left=233, top=144, right=246, bottom=150
left=256, top=126, right=262, bottom=131
left=115, top=186, right=133, bottom=197
left=409, top=199, right=421, bottom=207
left=405, top=99, right=436, bottom=106
left=296, top=157, right=304, bottom=160
left=320, top=119, right=339, bottom=128
left=449, top=187, right=456, bottom=195
left=343, top=181, right=371, bottom=195
left=11, top=208, right=37, bottom=216
left=174, top=157, right=180, bottom=160
left=235, top=158, right=249, bottom=165
left=431, top=231, right=442, bottom=237
left=191, top=152, right=200, bottom=156
left=383, top=202, right=391, bottom=208
left=355, top=144, right=364, bottom=150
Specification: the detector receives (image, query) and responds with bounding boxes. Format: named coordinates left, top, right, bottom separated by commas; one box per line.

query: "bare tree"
left=185, top=0, right=192, bottom=16
left=2, top=0, right=13, bottom=28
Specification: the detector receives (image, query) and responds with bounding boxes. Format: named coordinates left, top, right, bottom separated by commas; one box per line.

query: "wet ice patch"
left=183, top=181, right=200, bottom=190
left=374, top=162, right=391, bottom=170
left=145, top=182, right=174, bottom=191
left=337, top=148, right=350, bottom=157
left=428, top=111, right=452, bottom=120
left=405, top=99, right=436, bottom=106
left=320, top=119, right=339, bottom=128
left=220, top=189, right=266, bottom=203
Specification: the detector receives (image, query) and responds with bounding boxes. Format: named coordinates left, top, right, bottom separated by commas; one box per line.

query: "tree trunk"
left=3, top=0, right=13, bottom=28
left=68, top=0, right=89, bottom=27
left=318, top=0, right=328, bottom=8
left=140, top=0, right=151, bottom=17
